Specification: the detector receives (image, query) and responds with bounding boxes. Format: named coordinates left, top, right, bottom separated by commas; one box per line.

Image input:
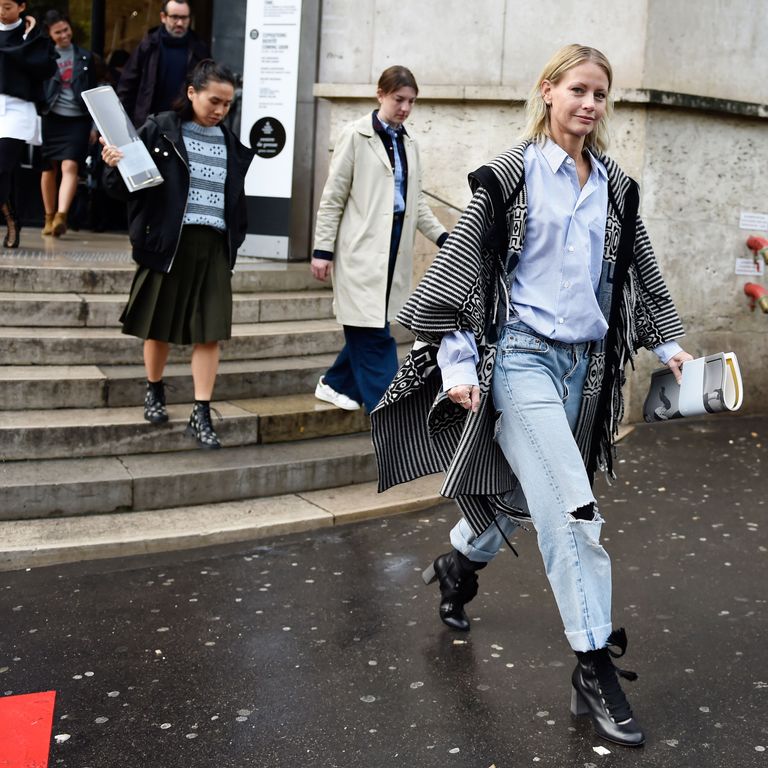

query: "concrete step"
left=0, top=289, right=334, bottom=327
left=0, top=319, right=412, bottom=366
left=0, top=344, right=411, bottom=410
left=0, top=261, right=322, bottom=294
left=0, top=394, right=370, bottom=460
left=0, top=474, right=444, bottom=571
left=0, top=433, right=377, bottom=521
left=0, top=318, right=344, bottom=365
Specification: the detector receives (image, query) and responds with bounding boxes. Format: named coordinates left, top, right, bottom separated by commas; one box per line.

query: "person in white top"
left=0, top=0, right=56, bottom=247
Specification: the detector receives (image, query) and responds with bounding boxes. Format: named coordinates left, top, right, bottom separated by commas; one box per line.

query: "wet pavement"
left=1, top=415, right=767, bottom=767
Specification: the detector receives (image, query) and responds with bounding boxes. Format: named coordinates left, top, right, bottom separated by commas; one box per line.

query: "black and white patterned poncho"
left=371, top=141, right=685, bottom=537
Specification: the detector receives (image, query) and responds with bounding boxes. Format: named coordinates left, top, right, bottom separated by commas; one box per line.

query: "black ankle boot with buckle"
left=422, top=549, right=487, bottom=631
left=144, top=380, right=168, bottom=424
left=186, top=400, right=221, bottom=449
left=571, top=628, right=645, bottom=747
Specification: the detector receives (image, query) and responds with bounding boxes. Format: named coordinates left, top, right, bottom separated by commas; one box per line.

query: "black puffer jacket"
left=42, top=44, right=98, bottom=113
left=102, top=111, right=255, bottom=273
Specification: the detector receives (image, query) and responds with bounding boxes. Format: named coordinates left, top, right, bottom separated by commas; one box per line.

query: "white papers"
left=117, top=140, right=154, bottom=177
left=82, top=85, right=163, bottom=192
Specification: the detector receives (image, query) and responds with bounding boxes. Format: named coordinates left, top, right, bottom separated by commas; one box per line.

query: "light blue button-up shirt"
left=378, top=114, right=406, bottom=214
left=515, top=139, right=609, bottom=343
left=438, top=140, right=681, bottom=391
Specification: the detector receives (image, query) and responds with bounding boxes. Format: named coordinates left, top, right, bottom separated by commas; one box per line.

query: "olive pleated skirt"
left=121, top=225, right=232, bottom=344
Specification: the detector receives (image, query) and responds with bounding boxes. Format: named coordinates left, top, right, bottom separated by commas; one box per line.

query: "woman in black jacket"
left=101, top=60, right=254, bottom=449
left=0, top=0, right=56, bottom=247
left=39, top=10, right=98, bottom=237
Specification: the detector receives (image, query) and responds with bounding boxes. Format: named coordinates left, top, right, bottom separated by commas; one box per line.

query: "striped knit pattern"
left=181, top=121, right=227, bottom=231
left=371, top=140, right=685, bottom=537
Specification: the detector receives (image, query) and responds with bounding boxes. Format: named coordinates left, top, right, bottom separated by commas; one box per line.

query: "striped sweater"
left=181, top=121, right=227, bottom=231
left=370, top=141, right=685, bottom=537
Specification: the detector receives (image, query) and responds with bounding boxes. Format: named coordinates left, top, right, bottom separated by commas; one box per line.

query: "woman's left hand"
left=24, top=15, right=36, bottom=35
left=665, top=350, right=694, bottom=384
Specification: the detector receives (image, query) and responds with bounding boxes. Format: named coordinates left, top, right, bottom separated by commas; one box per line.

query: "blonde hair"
left=521, top=44, right=613, bottom=154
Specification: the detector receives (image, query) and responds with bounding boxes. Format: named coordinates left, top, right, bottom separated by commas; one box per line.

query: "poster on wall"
left=239, top=0, right=303, bottom=259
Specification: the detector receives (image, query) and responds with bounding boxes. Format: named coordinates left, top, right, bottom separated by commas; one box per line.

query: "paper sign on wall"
left=734, top=258, right=765, bottom=276
left=739, top=211, right=768, bottom=231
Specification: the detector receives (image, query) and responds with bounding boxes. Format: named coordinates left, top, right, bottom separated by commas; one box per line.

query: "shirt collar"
left=372, top=110, right=408, bottom=137
left=0, top=19, right=23, bottom=31
left=539, top=138, right=607, bottom=180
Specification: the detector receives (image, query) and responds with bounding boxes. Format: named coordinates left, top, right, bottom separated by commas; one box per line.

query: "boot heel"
left=570, top=686, right=589, bottom=717
left=422, top=563, right=437, bottom=585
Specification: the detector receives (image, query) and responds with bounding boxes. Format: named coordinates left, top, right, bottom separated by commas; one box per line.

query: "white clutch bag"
left=643, top=352, right=743, bottom=422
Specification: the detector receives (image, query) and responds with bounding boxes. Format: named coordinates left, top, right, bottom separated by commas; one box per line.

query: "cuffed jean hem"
left=449, top=515, right=520, bottom=563
left=565, top=622, right=613, bottom=653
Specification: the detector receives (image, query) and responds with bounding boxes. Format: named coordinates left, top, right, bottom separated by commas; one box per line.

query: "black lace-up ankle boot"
left=185, top=401, right=221, bottom=449
left=144, top=380, right=168, bottom=424
left=571, top=628, right=645, bottom=747
left=422, top=549, right=487, bottom=631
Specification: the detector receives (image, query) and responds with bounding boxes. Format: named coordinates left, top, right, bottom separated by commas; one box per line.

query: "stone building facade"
left=215, top=1, right=768, bottom=419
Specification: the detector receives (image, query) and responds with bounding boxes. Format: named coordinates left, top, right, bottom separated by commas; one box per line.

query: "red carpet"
left=0, top=692, right=56, bottom=768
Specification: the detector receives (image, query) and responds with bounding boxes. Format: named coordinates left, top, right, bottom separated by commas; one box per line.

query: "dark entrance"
left=15, top=0, right=214, bottom=230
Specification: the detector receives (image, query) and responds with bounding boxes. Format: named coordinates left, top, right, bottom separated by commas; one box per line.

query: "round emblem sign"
left=250, top=117, right=286, bottom=159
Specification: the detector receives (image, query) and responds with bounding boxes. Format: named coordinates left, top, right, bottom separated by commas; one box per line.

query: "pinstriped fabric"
left=371, top=141, right=684, bottom=537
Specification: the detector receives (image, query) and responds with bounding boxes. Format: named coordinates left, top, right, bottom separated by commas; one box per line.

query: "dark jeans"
left=324, top=213, right=404, bottom=412
left=324, top=324, right=399, bottom=412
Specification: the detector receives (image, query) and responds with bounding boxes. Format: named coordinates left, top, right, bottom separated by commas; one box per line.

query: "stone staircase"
left=0, top=248, right=442, bottom=569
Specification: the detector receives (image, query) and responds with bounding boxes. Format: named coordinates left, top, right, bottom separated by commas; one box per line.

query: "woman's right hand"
left=447, top=384, right=480, bottom=413
left=99, top=137, right=124, bottom=168
left=311, top=257, right=332, bottom=282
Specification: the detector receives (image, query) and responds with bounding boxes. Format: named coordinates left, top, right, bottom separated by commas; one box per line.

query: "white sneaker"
left=314, top=377, right=361, bottom=411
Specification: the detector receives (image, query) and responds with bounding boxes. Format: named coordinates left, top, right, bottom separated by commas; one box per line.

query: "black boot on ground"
left=571, top=628, right=645, bottom=747
left=422, top=549, right=487, bottom=631
left=144, top=380, right=169, bottom=424
left=186, top=400, right=221, bottom=449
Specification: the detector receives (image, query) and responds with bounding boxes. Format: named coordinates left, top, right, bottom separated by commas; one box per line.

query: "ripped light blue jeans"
left=449, top=320, right=612, bottom=652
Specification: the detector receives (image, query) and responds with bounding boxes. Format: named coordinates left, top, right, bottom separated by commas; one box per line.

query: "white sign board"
left=734, top=258, right=765, bottom=276
left=239, top=0, right=303, bottom=259
left=739, top=211, right=768, bottom=231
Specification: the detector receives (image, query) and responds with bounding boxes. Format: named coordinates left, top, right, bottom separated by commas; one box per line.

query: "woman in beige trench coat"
left=310, top=65, right=448, bottom=413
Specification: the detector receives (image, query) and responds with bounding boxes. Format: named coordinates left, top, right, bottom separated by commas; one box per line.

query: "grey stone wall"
left=313, top=1, right=768, bottom=418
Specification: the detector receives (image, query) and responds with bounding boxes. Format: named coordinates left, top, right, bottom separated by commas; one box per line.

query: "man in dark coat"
left=117, top=0, right=210, bottom=127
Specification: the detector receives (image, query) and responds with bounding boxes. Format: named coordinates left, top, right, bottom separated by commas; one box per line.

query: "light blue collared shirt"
left=377, top=113, right=406, bottom=214
left=514, top=139, right=609, bottom=343
left=438, top=140, right=681, bottom=391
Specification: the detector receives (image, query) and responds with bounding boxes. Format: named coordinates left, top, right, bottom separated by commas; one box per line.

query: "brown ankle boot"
left=42, top=213, right=55, bottom=236
left=51, top=211, right=67, bottom=237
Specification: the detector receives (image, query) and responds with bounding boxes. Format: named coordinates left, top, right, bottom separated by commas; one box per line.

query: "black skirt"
left=120, top=225, right=233, bottom=345
left=41, top=112, right=91, bottom=164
